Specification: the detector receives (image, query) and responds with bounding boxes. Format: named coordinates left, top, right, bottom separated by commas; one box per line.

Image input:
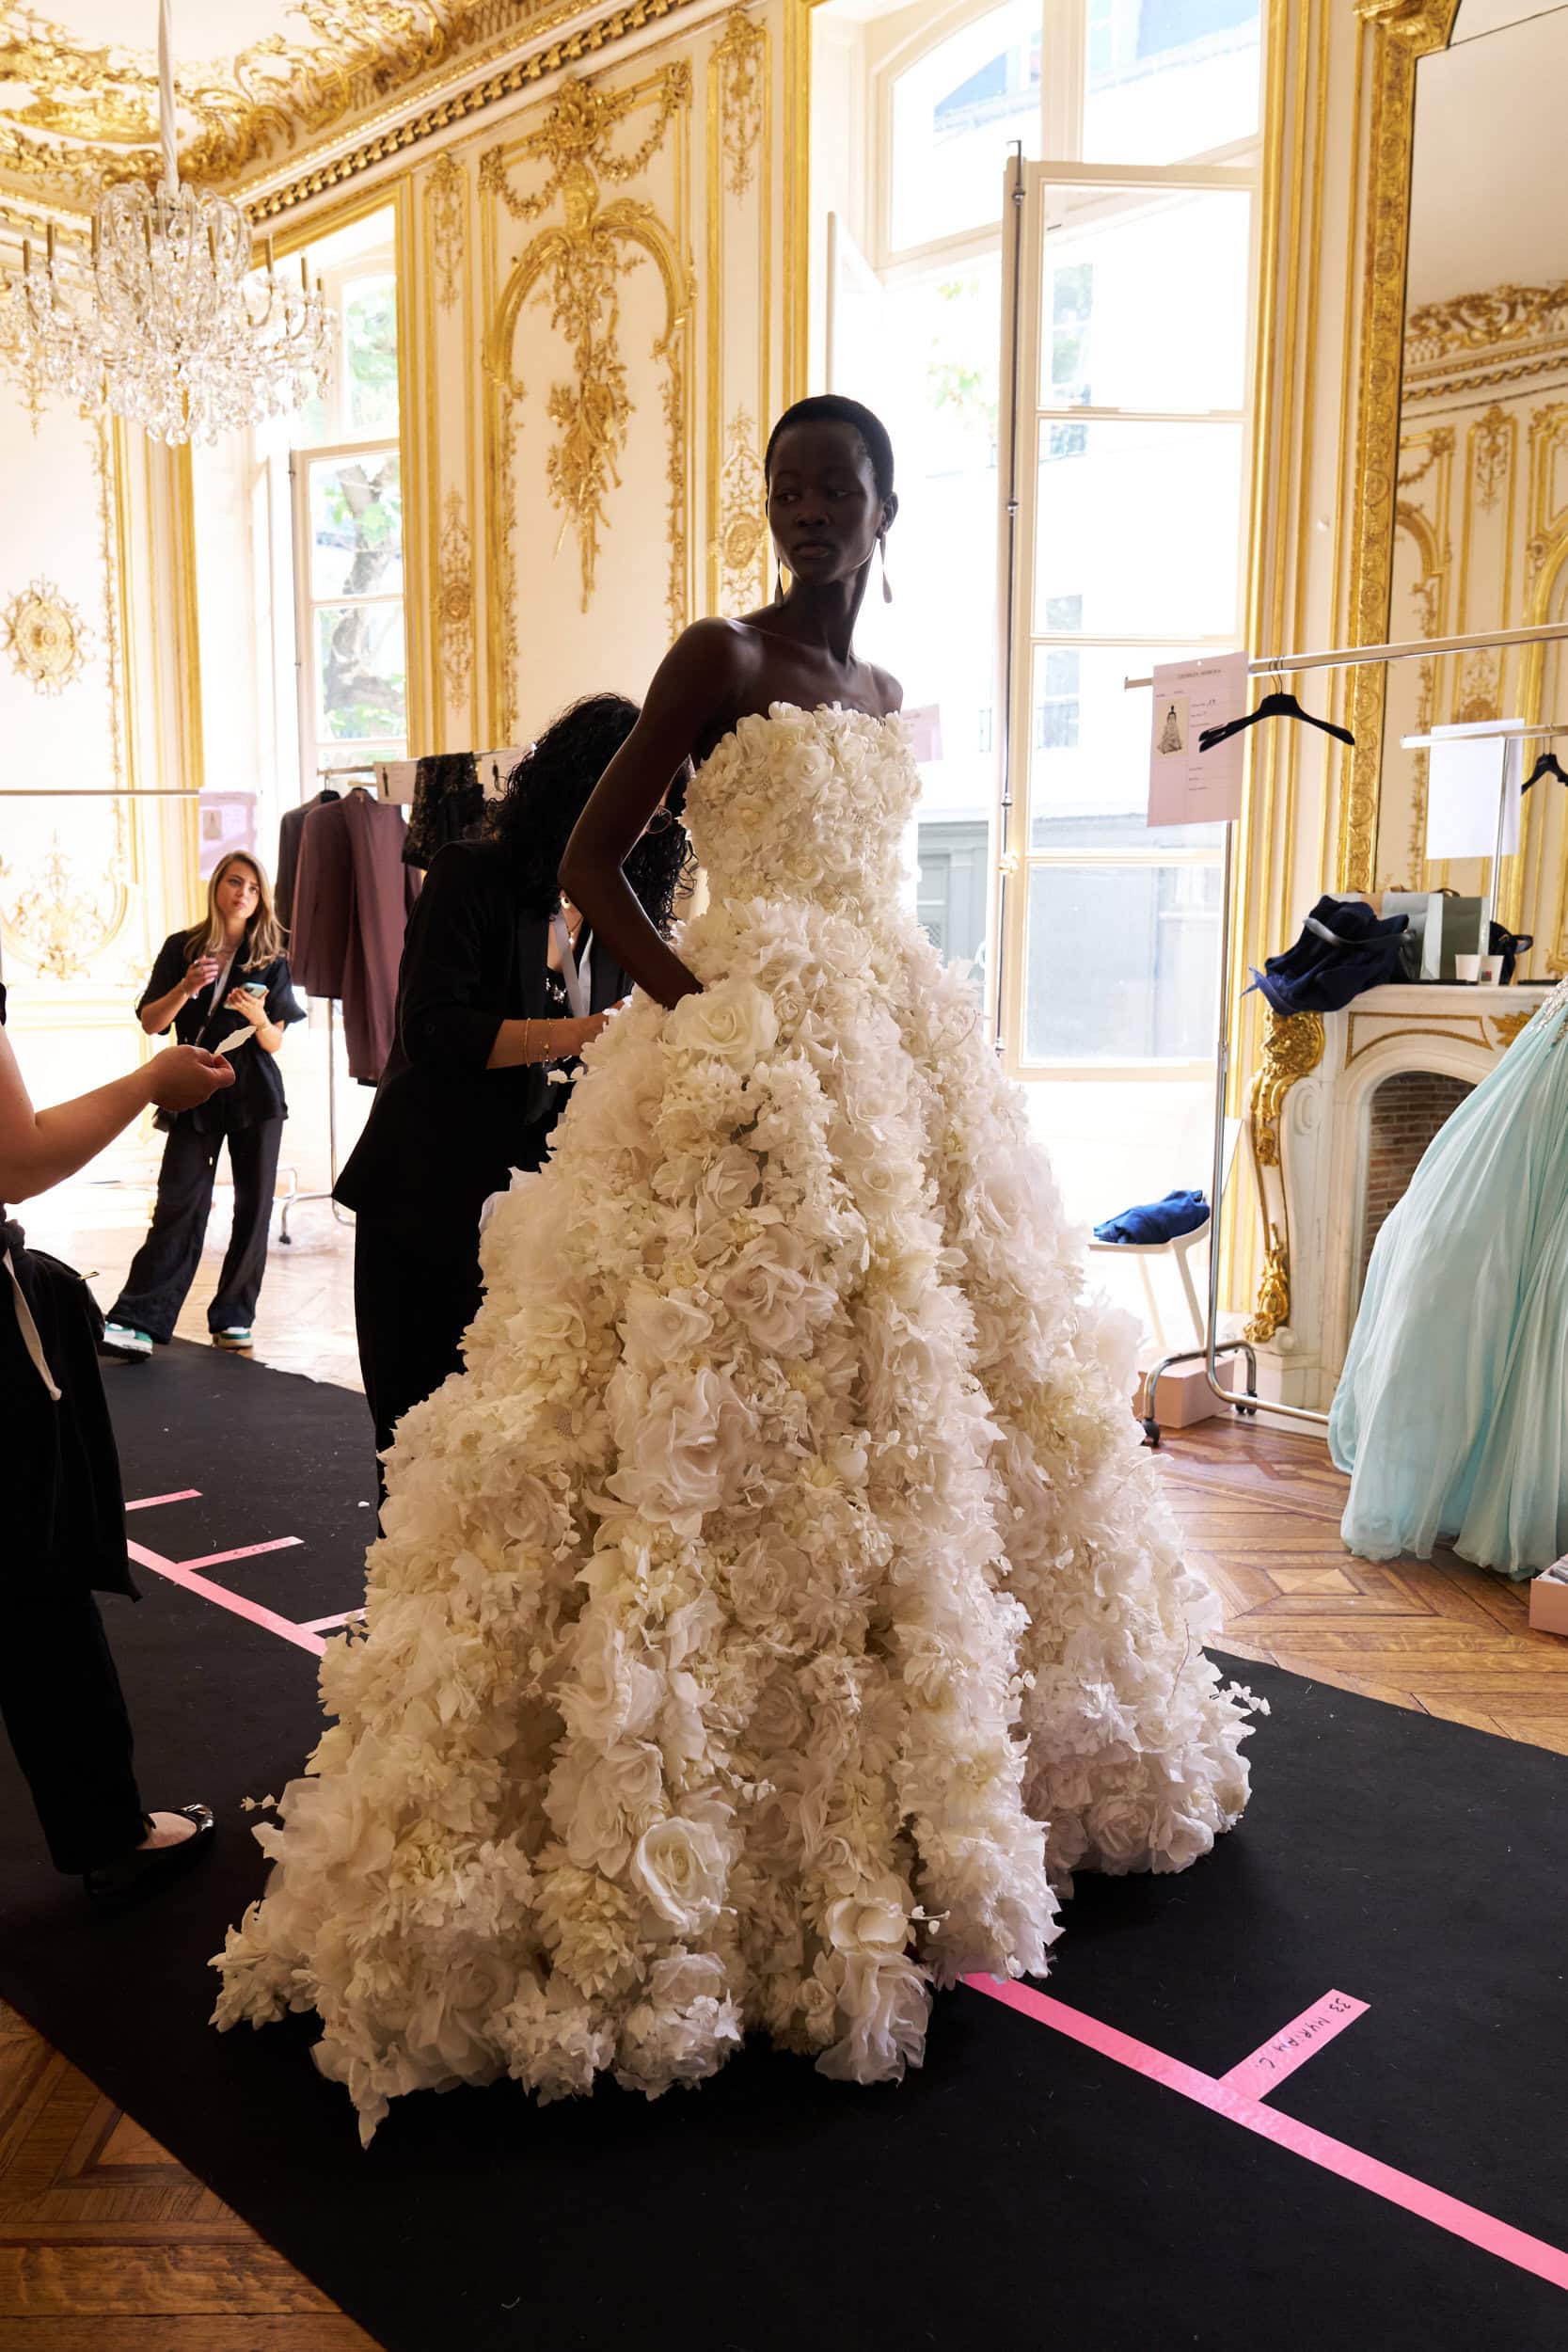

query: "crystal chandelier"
left=8, top=0, right=333, bottom=445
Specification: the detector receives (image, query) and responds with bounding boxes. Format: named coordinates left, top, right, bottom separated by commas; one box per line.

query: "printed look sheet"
left=1148, top=652, right=1249, bottom=827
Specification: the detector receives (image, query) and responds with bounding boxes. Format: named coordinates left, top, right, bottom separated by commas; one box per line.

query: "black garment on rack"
left=1247, top=896, right=1409, bottom=1016
left=276, top=787, right=339, bottom=932
left=403, top=754, right=484, bottom=871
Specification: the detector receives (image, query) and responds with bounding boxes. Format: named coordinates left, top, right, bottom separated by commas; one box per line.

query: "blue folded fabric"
left=1246, top=894, right=1408, bottom=1015
left=1094, top=1188, right=1210, bottom=1245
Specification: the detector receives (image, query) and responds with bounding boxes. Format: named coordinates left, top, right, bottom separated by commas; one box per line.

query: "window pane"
left=1039, top=183, right=1251, bottom=414
left=1084, top=0, right=1262, bottom=162
left=309, top=453, right=404, bottom=599
left=344, top=273, right=400, bottom=433
left=316, top=603, right=406, bottom=741
left=1034, top=418, right=1243, bottom=638
left=1024, top=860, right=1221, bottom=1060
left=890, top=0, right=1039, bottom=251
left=1029, top=643, right=1226, bottom=850
left=860, top=260, right=1003, bottom=989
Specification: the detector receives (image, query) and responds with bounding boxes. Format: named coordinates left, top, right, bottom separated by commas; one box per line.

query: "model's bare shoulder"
left=868, top=663, right=904, bottom=716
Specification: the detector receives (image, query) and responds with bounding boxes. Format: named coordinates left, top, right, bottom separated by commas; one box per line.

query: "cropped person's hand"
left=147, top=1045, right=236, bottom=1111
left=184, top=956, right=220, bottom=998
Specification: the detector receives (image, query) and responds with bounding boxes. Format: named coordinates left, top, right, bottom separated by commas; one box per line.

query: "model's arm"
left=0, top=1024, right=234, bottom=1202
left=560, top=620, right=751, bottom=1009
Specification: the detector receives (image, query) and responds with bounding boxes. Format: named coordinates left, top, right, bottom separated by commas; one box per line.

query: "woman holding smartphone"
left=102, top=851, right=303, bottom=1361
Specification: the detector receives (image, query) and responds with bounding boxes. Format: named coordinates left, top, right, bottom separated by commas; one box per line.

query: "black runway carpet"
left=2, top=1343, right=1565, bottom=2351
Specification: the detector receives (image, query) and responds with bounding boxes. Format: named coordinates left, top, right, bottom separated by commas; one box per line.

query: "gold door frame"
left=1338, top=1, right=1462, bottom=891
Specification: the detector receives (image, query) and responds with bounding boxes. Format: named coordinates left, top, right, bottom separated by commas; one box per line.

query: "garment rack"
left=1121, top=617, right=1568, bottom=1443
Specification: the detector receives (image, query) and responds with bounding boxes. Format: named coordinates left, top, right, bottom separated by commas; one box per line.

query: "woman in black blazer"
left=336, top=694, right=690, bottom=1480
left=102, top=851, right=304, bottom=1360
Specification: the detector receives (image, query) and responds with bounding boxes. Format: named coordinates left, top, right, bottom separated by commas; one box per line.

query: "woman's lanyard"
left=550, top=912, right=589, bottom=1018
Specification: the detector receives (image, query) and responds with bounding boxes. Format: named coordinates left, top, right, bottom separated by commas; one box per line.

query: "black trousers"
left=0, top=1575, right=145, bottom=1873
left=110, top=1118, right=282, bottom=1343
left=354, top=1216, right=483, bottom=1494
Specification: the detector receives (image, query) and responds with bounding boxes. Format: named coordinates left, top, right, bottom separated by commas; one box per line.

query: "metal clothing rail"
left=1124, top=615, right=1568, bottom=690
left=1132, top=615, right=1568, bottom=1441
left=0, top=787, right=203, bottom=797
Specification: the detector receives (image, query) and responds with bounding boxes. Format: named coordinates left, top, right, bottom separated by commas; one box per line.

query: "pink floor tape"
left=299, top=1608, right=366, bottom=1635
left=125, top=1538, right=325, bottom=1659
left=1222, top=1990, right=1369, bottom=2102
left=124, top=1489, right=202, bottom=1513
left=965, top=1976, right=1568, bottom=2294
left=175, top=1536, right=303, bottom=1572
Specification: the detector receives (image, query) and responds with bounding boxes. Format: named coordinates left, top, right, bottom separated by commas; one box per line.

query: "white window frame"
left=291, top=435, right=407, bottom=791
left=995, top=151, right=1259, bottom=1081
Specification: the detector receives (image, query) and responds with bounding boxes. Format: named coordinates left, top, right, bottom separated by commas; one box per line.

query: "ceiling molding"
left=0, top=2, right=554, bottom=206
left=244, top=0, right=732, bottom=224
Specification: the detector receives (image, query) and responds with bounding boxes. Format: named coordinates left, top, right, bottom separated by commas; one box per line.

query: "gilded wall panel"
left=0, top=369, right=134, bottom=993
left=705, top=8, right=772, bottom=615
left=421, top=143, right=480, bottom=748
left=480, top=60, right=695, bottom=740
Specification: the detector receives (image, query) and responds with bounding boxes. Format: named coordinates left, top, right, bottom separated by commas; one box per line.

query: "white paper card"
left=1424, top=725, right=1522, bottom=861
left=1148, top=652, right=1249, bottom=827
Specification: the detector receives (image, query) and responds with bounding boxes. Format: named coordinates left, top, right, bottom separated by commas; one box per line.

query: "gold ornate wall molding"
left=481, top=62, right=693, bottom=735
left=1, top=575, right=88, bottom=694
left=0, top=834, right=121, bottom=981
left=427, top=146, right=467, bottom=307
left=1243, top=1007, right=1326, bottom=1343
left=0, top=3, right=541, bottom=199
left=247, top=0, right=710, bottom=225
left=1338, top=0, right=1462, bottom=894
left=715, top=406, right=767, bottom=610
left=436, top=489, right=475, bottom=705
left=711, top=6, right=765, bottom=199
left=0, top=395, right=130, bottom=983
left=705, top=7, right=770, bottom=616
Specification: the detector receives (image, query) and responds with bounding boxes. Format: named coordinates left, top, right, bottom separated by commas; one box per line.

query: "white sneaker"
left=100, top=1323, right=151, bottom=1360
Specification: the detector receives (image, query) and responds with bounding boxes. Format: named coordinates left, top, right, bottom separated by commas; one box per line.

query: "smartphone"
left=240, top=979, right=267, bottom=996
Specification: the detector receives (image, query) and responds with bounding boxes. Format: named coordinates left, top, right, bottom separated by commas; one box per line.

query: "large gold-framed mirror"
left=1347, top=0, right=1568, bottom=972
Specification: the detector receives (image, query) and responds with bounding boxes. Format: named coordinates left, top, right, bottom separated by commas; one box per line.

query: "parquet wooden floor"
left=3, top=1414, right=1563, bottom=2349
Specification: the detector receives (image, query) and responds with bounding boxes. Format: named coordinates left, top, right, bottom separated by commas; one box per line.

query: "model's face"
left=767, top=422, right=888, bottom=589
left=219, top=864, right=260, bottom=924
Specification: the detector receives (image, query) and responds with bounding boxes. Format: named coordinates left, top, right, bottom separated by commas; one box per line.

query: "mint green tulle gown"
left=1329, top=976, right=1568, bottom=1579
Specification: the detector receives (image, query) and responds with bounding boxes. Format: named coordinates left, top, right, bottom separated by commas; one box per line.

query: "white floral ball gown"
left=214, top=704, right=1255, bottom=2140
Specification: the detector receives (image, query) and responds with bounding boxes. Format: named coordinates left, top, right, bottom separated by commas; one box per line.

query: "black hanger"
left=319, top=784, right=341, bottom=802
left=1521, top=749, right=1568, bottom=792
left=1199, top=683, right=1354, bottom=755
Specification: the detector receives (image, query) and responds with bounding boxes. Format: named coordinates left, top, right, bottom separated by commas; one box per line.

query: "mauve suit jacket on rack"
left=291, top=789, right=420, bottom=1083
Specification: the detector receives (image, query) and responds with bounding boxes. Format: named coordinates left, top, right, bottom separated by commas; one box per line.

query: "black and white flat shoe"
left=84, top=1804, right=216, bottom=1908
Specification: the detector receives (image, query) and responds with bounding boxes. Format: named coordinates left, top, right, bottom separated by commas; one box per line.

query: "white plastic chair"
left=1088, top=1118, right=1243, bottom=1354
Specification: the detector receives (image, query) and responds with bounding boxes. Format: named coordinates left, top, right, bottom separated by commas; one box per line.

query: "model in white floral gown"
left=214, top=399, right=1255, bottom=2140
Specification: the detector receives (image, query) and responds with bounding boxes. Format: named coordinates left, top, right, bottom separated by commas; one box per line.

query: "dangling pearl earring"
left=879, top=534, right=893, bottom=605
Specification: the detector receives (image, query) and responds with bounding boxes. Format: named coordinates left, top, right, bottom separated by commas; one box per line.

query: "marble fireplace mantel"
left=1243, top=982, right=1551, bottom=1410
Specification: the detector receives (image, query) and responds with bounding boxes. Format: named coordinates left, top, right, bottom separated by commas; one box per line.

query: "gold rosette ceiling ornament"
left=5, top=0, right=334, bottom=445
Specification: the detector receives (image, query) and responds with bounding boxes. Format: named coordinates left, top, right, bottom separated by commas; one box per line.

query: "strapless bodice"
left=682, top=703, right=918, bottom=914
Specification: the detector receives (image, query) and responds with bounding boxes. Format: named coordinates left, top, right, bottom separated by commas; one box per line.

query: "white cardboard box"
left=1528, top=1559, right=1568, bottom=1637
left=1133, top=1356, right=1238, bottom=1429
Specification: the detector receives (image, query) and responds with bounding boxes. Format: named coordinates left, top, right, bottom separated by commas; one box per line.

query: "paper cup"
left=1479, top=953, right=1505, bottom=984
left=1453, top=953, right=1481, bottom=982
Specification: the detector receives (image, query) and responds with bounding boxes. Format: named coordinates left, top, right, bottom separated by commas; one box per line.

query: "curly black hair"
left=485, top=691, right=692, bottom=931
